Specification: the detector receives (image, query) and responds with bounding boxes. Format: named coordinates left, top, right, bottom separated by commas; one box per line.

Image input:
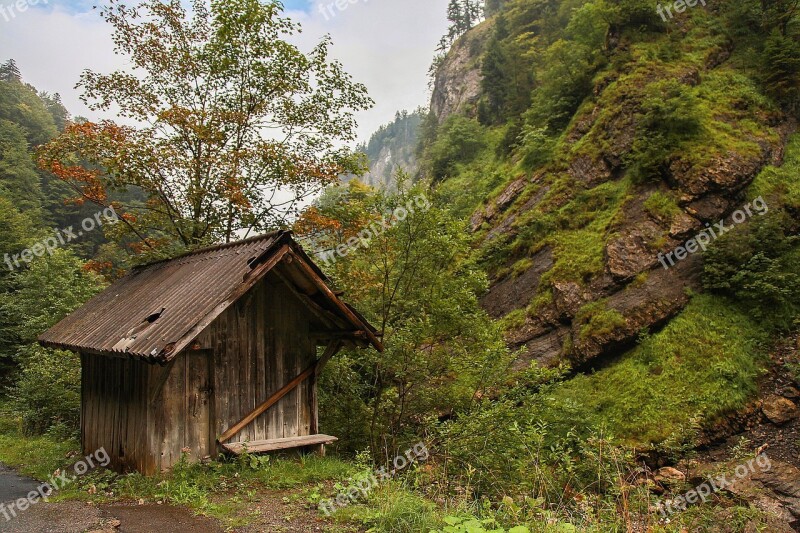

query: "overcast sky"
left=0, top=0, right=449, bottom=143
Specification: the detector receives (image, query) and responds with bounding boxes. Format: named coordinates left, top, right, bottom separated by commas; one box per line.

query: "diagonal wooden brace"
left=217, top=340, right=342, bottom=444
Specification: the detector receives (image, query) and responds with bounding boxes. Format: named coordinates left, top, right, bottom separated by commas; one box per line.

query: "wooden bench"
left=222, top=434, right=338, bottom=455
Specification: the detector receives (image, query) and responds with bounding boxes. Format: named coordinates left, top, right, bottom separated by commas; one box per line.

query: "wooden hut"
left=38, top=231, right=383, bottom=475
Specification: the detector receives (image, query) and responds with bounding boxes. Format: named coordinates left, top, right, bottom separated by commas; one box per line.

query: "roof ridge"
left=132, top=230, right=290, bottom=271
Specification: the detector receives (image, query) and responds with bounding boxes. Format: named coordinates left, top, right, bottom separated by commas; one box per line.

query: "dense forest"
left=1, top=0, right=800, bottom=531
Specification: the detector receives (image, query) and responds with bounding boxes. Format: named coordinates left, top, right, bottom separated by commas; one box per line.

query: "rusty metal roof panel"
left=39, top=231, right=289, bottom=361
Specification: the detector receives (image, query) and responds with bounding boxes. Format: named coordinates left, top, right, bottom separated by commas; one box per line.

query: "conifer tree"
left=479, top=13, right=511, bottom=124
left=439, top=0, right=484, bottom=51
left=0, top=59, right=21, bottom=82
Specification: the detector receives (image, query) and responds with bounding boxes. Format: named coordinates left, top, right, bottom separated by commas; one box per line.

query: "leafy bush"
left=300, top=180, right=513, bottom=459
left=1, top=250, right=104, bottom=434
left=10, top=345, right=81, bottom=436
left=517, top=125, right=555, bottom=170
left=626, top=79, right=702, bottom=182
left=703, top=210, right=800, bottom=324
left=523, top=40, right=596, bottom=134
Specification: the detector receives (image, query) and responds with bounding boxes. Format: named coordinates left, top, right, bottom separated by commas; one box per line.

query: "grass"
left=643, top=191, right=681, bottom=222
left=0, top=402, right=79, bottom=481
left=748, top=133, right=800, bottom=209
left=532, top=293, right=770, bottom=447
left=346, top=481, right=442, bottom=533
left=0, top=406, right=452, bottom=531
left=575, top=300, right=627, bottom=343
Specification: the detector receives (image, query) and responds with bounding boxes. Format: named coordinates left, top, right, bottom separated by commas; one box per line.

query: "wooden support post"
left=218, top=341, right=342, bottom=444
left=309, top=368, right=321, bottom=456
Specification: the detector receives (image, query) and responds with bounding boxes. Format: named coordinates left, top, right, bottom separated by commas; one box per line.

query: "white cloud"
left=0, top=0, right=449, bottom=142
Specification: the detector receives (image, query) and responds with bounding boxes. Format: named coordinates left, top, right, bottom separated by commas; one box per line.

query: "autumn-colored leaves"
left=36, top=0, right=372, bottom=260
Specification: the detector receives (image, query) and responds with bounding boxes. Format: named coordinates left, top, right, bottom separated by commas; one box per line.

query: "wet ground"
left=0, top=464, right=224, bottom=532
left=0, top=464, right=42, bottom=508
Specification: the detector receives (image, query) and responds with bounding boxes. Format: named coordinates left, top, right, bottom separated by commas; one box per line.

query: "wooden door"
left=185, top=350, right=213, bottom=460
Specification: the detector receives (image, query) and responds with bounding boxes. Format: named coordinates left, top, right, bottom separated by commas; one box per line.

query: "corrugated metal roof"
left=39, top=231, right=381, bottom=362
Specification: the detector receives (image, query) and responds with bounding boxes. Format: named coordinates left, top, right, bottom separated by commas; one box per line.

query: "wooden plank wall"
left=197, top=274, right=317, bottom=446
left=81, top=273, right=317, bottom=475
left=147, top=351, right=212, bottom=473
left=81, top=353, right=154, bottom=474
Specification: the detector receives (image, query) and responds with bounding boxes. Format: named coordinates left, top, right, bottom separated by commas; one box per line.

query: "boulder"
left=655, top=466, right=686, bottom=482
left=762, top=395, right=799, bottom=425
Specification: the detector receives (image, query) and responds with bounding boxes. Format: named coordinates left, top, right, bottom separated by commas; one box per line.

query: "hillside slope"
left=426, top=0, right=796, bottom=364
left=419, top=0, right=800, bottom=451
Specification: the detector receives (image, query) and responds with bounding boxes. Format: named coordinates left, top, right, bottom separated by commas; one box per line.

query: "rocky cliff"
left=425, top=1, right=798, bottom=370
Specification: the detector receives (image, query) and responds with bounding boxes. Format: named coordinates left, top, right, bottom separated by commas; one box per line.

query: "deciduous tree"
left=39, top=0, right=373, bottom=257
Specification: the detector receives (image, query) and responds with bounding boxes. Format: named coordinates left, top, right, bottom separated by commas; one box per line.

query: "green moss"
left=499, top=308, right=527, bottom=332
left=526, top=289, right=554, bottom=317
left=575, top=300, right=627, bottom=342
left=643, top=191, right=681, bottom=221
left=511, top=257, right=534, bottom=277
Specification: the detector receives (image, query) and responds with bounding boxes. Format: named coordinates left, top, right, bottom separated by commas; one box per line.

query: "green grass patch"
left=532, top=293, right=769, bottom=447
left=575, top=300, right=627, bottom=342
left=643, top=190, right=681, bottom=222
left=748, top=133, right=800, bottom=209
left=0, top=402, right=79, bottom=480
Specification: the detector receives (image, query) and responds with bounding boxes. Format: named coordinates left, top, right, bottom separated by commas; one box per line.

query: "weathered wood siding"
left=81, top=353, right=154, bottom=474
left=197, top=274, right=317, bottom=445
left=81, top=273, right=318, bottom=475
left=148, top=351, right=213, bottom=473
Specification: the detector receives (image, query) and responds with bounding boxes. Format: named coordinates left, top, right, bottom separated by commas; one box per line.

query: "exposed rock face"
left=571, top=257, right=701, bottom=365
left=567, top=155, right=613, bottom=187
left=460, top=53, right=794, bottom=370
left=605, top=220, right=666, bottom=281
left=481, top=247, right=553, bottom=319
left=762, top=396, right=800, bottom=425
left=361, top=144, right=418, bottom=190
left=552, top=281, right=589, bottom=320
left=355, top=110, right=422, bottom=190
left=428, top=5, right=797, bottom=372
left=430, top=23, right=492, bottom=124
left=727, top=460, right=800, bottom=530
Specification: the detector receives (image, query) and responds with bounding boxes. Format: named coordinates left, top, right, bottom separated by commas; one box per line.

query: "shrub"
left=703, top=210, right=800, bottom=324
left=626, top=79, right=702, bottom=182
left=10, top=345, right=81, bottom=436
left=428, top=116, right=487, bottom=181
left=762, top=30, right=800, bottom=111
left=1, top=250, right=104, bottom=434
left=524, top=40, right=596, bottom=133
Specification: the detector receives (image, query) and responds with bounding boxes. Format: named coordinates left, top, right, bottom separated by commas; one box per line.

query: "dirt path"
left=0, top=500, right=226, bottom=533
left=0, top=465, right=226, bottom=532
left=0, top=464, right=354, bottom=532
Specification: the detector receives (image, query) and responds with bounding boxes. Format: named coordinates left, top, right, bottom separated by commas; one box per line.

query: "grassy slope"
left=534, top=294, right=768, bottom=446
left=509, top=133, right=800, bottom=450
left=425, top=0, right=797, bottom=451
